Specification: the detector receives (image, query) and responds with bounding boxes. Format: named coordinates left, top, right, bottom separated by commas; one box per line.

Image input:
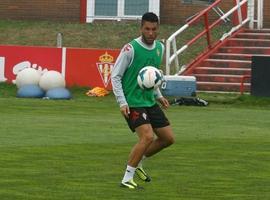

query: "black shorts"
left=125, top=104, right=170, bottom=132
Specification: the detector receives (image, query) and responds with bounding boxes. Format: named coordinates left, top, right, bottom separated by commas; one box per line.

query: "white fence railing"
left=165, top=0, right=264, bottom=75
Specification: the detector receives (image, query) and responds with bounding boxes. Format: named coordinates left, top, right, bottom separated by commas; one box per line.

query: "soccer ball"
left=137, top=66, right=163, bottom=90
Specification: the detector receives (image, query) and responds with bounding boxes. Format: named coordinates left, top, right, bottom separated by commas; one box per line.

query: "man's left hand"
left=158, top=97, right=170, bottom=109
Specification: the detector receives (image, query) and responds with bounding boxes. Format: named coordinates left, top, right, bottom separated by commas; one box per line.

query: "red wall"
left=0, top=45, right=120, bottom=89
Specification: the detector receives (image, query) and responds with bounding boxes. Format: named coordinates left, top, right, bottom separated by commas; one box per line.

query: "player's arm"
left=155, top=88, right=169, bottom=109
left=155, top=41, right=169, bottom=109
left=111, top=44, right=133, bottom=117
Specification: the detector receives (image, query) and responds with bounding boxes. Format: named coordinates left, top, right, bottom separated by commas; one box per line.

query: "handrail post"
left=248, top=0, right=255, bottom=29
left=240, top=75, right=251, bottom=94
left=166, top=39, right=171, bottom=75
left=236, top=0, right=243, bottom=24
left=172, top=38, right=180, bottom=73
left=257, top=0, right=263, bottom=29
left=204, top=12, right=211, bottom=48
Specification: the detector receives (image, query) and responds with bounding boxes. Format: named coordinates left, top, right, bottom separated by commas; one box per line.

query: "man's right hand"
left=120, top=105, right=130, bottom=118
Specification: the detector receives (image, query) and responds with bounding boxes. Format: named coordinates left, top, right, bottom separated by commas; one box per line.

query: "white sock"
left=122, top=165, right=136, bottom=183
left=137, top=155, right=146, bottom=168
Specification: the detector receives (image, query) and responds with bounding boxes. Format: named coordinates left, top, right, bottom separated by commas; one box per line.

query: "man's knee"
left=144, top=134, right=154, bottom=145
left=137, top=125, right=154, bottom=145
left=163, top=135, right=175, bottom=147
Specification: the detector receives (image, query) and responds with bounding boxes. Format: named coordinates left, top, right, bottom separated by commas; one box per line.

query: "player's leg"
left=135, top=105, right=175, bottom=182
left=144, top=125, right=175, bottom=157
left=121, top=108, right=154, bottom=189
left=121, top=124, right=153, bottom=188
left=128, top=124, right=154, bottom=167
left=144, top=104, right=175, bottom=157
left=135, top=126, right=174, bottom=181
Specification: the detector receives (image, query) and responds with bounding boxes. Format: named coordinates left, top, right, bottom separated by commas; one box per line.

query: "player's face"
left=141, top=21, right=159, bottom=45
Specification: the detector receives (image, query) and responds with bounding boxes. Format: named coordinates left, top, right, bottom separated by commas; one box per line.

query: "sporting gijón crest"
left=96, top=52, right=114, bottom=88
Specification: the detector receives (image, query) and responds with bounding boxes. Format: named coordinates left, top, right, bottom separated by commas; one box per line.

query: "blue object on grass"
left=161, top=75, right=197, bottom=97
left=17, top=84, right=45, bottom=98
left=45, top=87, right=72, bottom=100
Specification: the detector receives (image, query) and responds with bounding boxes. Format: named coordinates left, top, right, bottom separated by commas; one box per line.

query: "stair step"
left=193, top=67, right=251, bottom=75
left=209, top=53, right=269, bottom=60
left=235, top=32, right=270, bottom=40
left=197, top=81, right=250, bottom=92
left=226, top=38, right=270, bottom=47
left=201, top=59, right=251, bottom=68
left=193, top=74, right=250, bottom=83
left=218, top=46, right=270, bottom=54
left=183, top=29, right=270, bottom=92
left=244, top=29, right=270, bottom=33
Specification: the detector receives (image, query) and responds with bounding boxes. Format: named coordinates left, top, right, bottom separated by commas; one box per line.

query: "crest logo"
left=96, top=52, right=114, bottom=87
left=157, top=49, right=160, bottom=57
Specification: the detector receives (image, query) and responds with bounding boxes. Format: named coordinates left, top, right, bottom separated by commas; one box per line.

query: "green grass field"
left=0, top=19, right=269, bottom=199
left=0, top=83, right=269, bottom=200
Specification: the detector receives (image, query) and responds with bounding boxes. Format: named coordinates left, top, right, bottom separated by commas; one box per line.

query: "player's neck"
left=136, top=36, right=155, bottom=50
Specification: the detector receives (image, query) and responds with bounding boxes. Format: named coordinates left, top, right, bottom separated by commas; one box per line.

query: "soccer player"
left=111, top=12, right=175, bottom=189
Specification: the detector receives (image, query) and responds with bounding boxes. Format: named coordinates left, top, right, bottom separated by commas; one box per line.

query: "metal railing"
left=240, top=75, right=251, bottom=94
left=165, top=0, right=263, bottom=75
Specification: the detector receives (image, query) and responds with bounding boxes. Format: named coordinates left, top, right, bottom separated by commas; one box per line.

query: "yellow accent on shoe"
left=135, top=167, right=151, bottom=182
left=120, top=179, right=138, bottom=189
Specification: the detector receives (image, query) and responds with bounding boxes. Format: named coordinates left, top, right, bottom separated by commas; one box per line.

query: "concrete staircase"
left=184, top=29, right=270, bottom=93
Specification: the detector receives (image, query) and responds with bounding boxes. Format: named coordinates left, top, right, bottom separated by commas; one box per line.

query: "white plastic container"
left=161, top=75, right=196, bottom=97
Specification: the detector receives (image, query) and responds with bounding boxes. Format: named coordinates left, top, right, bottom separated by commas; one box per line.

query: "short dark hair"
left=141, top=12, right=159, bottom=26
